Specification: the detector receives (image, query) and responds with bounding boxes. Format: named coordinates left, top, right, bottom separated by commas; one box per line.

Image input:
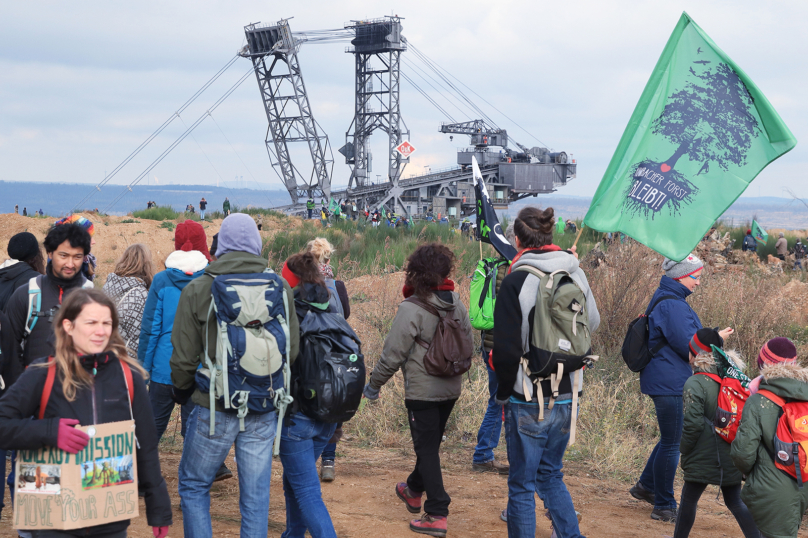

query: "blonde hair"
left=45, top=289, right=147, bottom=402
left=305, top=237, right=335, bottom=264
left=113, top=243, right=155, bottom=289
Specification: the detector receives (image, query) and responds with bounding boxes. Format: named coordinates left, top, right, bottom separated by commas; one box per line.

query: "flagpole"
left=479, top=236, right=483, bottom=260
left=572, top=225, right=585, bottom=249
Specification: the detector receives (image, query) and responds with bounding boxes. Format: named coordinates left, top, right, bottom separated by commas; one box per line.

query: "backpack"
left=39, top=357, right=134, bottom=420
left=294, top=308, right=364, bottom=423
left=405, top=296, right=473, bottom=377
left=468, top=257, right=509, bottom=331
left=621, top=295, right=676, bottom=372
left=24, top=276, right=94, bottom=350
left=757, top=390, right=808, bottom=487
left=742, top=235, right=757, bottom=252
left=195, top=270, right=292, bottom=454
left=696, top=372, right=751, bottom=443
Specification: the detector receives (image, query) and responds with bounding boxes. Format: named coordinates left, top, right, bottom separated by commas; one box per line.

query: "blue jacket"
left=640, top=276, right=702, bottom=396
left=138, top=250, right=208, bottom=385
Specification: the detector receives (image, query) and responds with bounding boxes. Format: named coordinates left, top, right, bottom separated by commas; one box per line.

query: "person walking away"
left=0, top=288, right=173, bottom=537
left=731, top=338, right=806, bottom=538
left=351, top=201, right=357, bottom=221
left=199, top=197, right=207, bottom=220
left=307, top=197, right=315, bottom=220
left=0, top=232, right=45, bottom=310
left=775, top=232, right=788, bottom=261
left=492, top=206, right=599, bottom=538
left=364, top=244, right=473, bottom=537
left=792, top=239, right=805, bottom=270
left=222, top=197, right=231, bottom=216
left=256, top=214, right=263, bottom=231
left=629, top=253, right=706, bottom=522
left=321, top=207, right=329, bottom=229
left=170, top=214, right=299, bottom=538
left=14, top=205, right=18, bottom=214
left=22, top=208, right=27, bottom=217
left=102, top=244, right=154, bottom=359
left=674, top=328, right=758, bottom=538
left=742, top=229, right=757, bottom=252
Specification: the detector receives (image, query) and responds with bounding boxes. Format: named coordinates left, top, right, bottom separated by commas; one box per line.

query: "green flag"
left=583, top=12, right=797, bottom=261
left=751, top=219, right=768, bottom=245
left=328, top=197, right=339, bottom=215
left=381, top=206, right=387, bottom=219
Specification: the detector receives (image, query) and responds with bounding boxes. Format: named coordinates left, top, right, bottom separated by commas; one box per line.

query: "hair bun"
left=537, top=207, right=555, bottom=234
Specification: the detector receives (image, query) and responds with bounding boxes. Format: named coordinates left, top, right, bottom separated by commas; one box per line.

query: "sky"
left=1, top=0, right=806, bottom=208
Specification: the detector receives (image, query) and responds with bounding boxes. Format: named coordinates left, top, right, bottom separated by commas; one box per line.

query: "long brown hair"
left=514, top=206, right=555, bottom=248
left=113, top=243, right=155, bottom=289
left=404, top=243, right=454, bottom=300
left=46, top=289, right=147, bottom=401
left=286, top=252, right=326, bottom=287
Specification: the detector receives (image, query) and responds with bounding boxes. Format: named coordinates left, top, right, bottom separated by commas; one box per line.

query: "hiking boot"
left=471, top=460, right=509, bottom=475
left=650, top=507, right=677, bottom=523
left=629, top=482, right=655, bottom=505
left=214, top=463, right=233, bottom=482
left=320, top=460, right=335, bottom=482
left=396, top=482, right=423, bottom=514
left=409, top=514, right=447, bottom=537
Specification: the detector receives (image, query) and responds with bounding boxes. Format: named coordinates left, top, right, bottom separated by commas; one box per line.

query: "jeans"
left=673, top=482, right=759, bottom=538
left=280, top=414, right=338, bottom=538
left=505, top=401, right=584, bottom=538
left=405, top=399, right=456, bottom=517
left=638, top=395, right=683, bottom=510
left=200, top=210, right=206, bottom=220
left=320, top=423, right=342, bottom=462
left=0, top=450, right=7, bottom=516
left=308, top=209, right=313, bottom=219
left=473, top=359, right=504, bottom=464
left=178, top=405, right=277, bottom=538
left=149, top=381, right=195, bottom=440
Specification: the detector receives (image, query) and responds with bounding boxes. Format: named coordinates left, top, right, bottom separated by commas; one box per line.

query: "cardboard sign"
left=14, top=420, right=138, bottom=530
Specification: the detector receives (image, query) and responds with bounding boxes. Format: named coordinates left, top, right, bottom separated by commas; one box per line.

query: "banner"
left=14, top=420, right=138, bottom=531
left=583, top=12, right=796, bottom=261
left=472, top=157, right=517, bottom=260
left=752, top=219, right=768, bottom=245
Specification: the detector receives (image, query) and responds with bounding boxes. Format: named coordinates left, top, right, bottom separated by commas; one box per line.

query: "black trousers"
left=405, top=398, right=457, bottom=517
left=673, top=481, right=759, bottom=538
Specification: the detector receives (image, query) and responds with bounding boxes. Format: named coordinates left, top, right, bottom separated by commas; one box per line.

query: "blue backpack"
left=195, top=270, right=292, bottom=453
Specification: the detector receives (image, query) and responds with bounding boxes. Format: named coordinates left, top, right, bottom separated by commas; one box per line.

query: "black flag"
left=473, top=156, right=517, bottom=260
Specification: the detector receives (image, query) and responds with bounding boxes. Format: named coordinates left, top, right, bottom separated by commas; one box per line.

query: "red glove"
left=57, top=419, right=89, bottom=454
left=153, top=526, right=169, bottom=538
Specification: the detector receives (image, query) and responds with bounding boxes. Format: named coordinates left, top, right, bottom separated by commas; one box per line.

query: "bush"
left=120, top=219, right=140, bottom=224
left=160, top=221, right=175, bottom=231
left=132, top=206, right=179, bottom=221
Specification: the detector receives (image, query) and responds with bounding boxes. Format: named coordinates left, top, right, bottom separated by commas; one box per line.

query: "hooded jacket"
left=679, top=353, right=744, bottom=486
left=0, top=352, right=172, bottom=534
left=641, top=276, right=702, bottom=396
left=492, top=248, right=599, bottom=403
left=731, top=363, right=808, bottom=538
left=169, top=251, right=299, bottom=411
left=0, top=259, right=41, bottom=311
left=138, top=250, right=208, bottom=385
left=367, top=290, right=472, bottom=402
left=103, top=273, right=148, bottom=359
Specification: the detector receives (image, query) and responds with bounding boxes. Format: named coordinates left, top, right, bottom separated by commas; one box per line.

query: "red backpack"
left=696, top=373, right=751, bottom=443
left=757, top=389, right=808, bottom=487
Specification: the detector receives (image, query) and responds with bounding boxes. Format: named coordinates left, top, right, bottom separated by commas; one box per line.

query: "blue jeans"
left=178, top=405, right=278, bottom=538
left=280, top=414, right=337, bottom=538
left=149, top=381, right=195, bottom=440
left=505, top=401, right=584, bottom=538
left=473, top=359, right=504, bottom=464
left=0, top=449, right=10, bottom=516
left=200, top=210, right=206, bottom=220
left=638, top=395, right=683, bottom=510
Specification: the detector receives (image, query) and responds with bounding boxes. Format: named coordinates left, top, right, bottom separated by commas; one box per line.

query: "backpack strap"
left=758, top=389, right=786, bottom=408
left=38, top=357, right=57, bottom=420
left=119, top=360, right=135, bottom=409
left=645, top=295, right=677, bottom=356
left=696, top=372, right=722, bottom=384
left=25, top=276, right=42, bottom=338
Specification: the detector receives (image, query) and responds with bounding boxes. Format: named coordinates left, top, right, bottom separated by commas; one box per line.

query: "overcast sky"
left=1, top=0, right=805, bottom=207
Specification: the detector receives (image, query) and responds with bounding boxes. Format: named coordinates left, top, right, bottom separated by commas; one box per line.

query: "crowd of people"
left=0, top=206, right=804, bottom=538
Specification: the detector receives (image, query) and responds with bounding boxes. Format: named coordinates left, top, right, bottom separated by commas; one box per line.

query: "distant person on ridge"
left=22, top=208, right=27, bottom=217
left=222, top=197, right=231, bottom=216
left=741, top=229, right=757, bottom=252
left=793, top=238, right=805, bottom=270
left=307, top=197, right=315, bottom=219
left=14, top=205, right=18, bottom=214
left=199, top=197, right=207, bottom=220
left=775, top=232, right=788, bottom=261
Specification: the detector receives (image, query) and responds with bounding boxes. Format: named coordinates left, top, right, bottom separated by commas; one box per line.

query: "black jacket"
left=0, top=352, right=172, bottom=534
left=0, top=310, right=19, bottom=392
left=0, top=260, right=41, bottom=311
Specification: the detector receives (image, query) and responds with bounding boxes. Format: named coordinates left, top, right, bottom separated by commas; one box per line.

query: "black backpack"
left=621, top=295, right=675, bottom=372
left=293, top=309, right=365, bottom=423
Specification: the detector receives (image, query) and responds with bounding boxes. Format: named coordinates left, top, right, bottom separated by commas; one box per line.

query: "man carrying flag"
left=751, top=220, right=768, bottom=246
left=472, top=156, right=517, bottom=260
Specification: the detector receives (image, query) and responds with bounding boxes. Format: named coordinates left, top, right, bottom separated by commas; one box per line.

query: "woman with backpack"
left=674, top=328, right=758, bottom=538
left=731, top=338, right=808, bottom=538
left=0, top=288, right=172, bottom=537
left=364, top=243, right=473, bottom=537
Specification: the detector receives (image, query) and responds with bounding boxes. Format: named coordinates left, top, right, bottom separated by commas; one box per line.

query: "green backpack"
left=469, top=257, right=509, bottom=330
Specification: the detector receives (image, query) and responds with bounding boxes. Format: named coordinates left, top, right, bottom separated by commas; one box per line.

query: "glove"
left=362, top=383, right=380, bottom=400
left=153, top=526, right=169, bottom=538
left=57, top=419, right=90, bottom=454
left=172, top=386, right=195, bottom=405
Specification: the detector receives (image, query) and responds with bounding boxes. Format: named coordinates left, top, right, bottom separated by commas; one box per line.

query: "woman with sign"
left=0, top=288, right=172, bottom=537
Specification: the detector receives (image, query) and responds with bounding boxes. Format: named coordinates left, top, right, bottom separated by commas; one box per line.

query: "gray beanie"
left=662, top=252, right=703, bottom=280
left=216, top=214, right=262, bottom=257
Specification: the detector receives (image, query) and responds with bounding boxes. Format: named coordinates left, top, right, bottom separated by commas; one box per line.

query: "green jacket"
left=169, top=251, right=299, bottom=411
left=731, top=362, right=808, bottom=538
left=680, top=355, right=743, bottom=486
left=223, top=199, right=231, bottom=211
left=481, top=258, right=509, bottom=353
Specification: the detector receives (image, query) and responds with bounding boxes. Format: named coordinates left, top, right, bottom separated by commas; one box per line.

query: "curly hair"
left=404, top=243, right=455, bottom=300
left=286, top=252, right=326, bottom=287
left=514, top=206, right=555, bottom=249
left=305, top=237, right=335, bottom=264
left=43, top=223, right=91, bottom=256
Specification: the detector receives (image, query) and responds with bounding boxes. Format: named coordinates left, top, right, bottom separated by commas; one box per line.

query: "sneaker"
left=650, top=507, right=677, bottom=523
left=629, top=482, right=655, bottom=505
left=545, top=510, right=583, bottom=538
left=214, top=463, right=233, bottom=482
left=471, top=460, right=509, bottom=475
left=320, top=460, right=335, bottom=482
left=409, top=514, right=447, bottom=537
left=396, top=482, right=423, bottom=514
left=500, top=508, right=507, bottom=522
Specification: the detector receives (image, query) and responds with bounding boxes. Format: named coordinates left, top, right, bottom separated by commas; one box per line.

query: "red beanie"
left=175, top=220, right=211, bottom=261
left=757, top=337, right=798, bottom=369
left=281, top=260, right=300, bottom=288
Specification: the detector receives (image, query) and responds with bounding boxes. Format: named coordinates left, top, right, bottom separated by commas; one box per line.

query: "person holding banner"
left=0, top=288, right=172, bottom=537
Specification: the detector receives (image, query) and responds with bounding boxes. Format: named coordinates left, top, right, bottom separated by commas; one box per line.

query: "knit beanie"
left=216, top=214, right=261, bottom=257
left=54, top=214, right=94, bottom=236
left=174, top=220, right=211, bottom=261
left=689, top=328, right=723, bottom=357
left=662, top=253, right=703, bottom=280
left=757, top=337, right=798, bottom=369
left=7, top=232, right=40, bottom=261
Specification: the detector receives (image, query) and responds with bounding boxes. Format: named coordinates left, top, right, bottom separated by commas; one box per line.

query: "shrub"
left=120, top=219, right=140, bottom=224
left=132, top=206, right=179, bottom=221
left=160, top=221, right=175, bottom=231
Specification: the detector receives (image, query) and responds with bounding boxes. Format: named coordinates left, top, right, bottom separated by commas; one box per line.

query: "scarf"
left=507, top=245, right=563, bottom=274
left=402, top=278, right=455, bottom=299
left=713, top=346, right=752, bottom=388
left=320, top=263, right=334, bottom=279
